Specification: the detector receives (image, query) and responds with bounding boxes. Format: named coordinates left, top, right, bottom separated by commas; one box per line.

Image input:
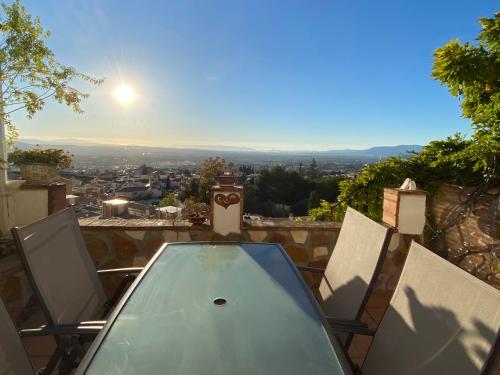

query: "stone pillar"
left=210, top=184, right=243, bottom=236
left=383, top=188, right=427, bottom=235
left=48, top=183, right=68, bottom=214
left=379, top=187, right=428, bottom=292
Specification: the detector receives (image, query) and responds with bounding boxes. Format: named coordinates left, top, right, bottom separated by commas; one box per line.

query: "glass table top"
left=80, top=243, right=348, bottom=375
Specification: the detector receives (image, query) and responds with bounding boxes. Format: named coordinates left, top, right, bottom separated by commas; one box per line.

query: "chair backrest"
left=0, top=298, right=33, bottom=375
left=317, top=207, right=392, bottom=324
left=12, top=208, right=106, bottom=325
left=362, top=242, right=500, bottom=375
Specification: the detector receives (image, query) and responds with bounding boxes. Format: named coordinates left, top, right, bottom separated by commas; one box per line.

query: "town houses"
left=27, top=164, right=202, bottom=219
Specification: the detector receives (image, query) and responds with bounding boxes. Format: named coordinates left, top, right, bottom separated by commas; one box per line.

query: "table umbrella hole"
left=213, top=298, right=227, bottom=306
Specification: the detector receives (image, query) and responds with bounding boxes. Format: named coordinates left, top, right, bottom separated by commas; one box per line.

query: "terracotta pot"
left=187, top=214, right=207, bottom=225
left=19, top=164, right=57, bottom=185
left=215, top=175, right=239, bottom=186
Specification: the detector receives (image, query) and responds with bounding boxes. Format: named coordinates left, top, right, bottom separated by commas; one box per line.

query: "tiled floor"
left=20, top=311, right=57, bottom=372
left=347, top=289, right=392, bottom=367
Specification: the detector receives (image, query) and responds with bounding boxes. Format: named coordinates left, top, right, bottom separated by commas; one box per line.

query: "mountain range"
left=14, top=139, right=422, bottom=159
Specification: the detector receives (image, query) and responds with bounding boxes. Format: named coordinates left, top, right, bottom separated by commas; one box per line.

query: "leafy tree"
left=243, top=165, right=343, bottom=216
left=160, top=192, right=179, bottom=207
left=313, top=175, right=344, bottom=201
left=197, top=157, right=227, bottom=203
left=306, top=158, right=320, bottom=180
left=432, top=12, right=499, bottom=180
left=298, top=162, right=304, bottom=177
left=199, top=157, right=226, bottom=183
left=256, top=166, right=312, bottom=207
left=0, top=0, right=103, bottom=142
left=307, top=190, right=320, bottom=210
left=238, top=164, right=254, bottom=176
left=309, top=200, right=340, bottom=222
left=313, top=11, right=500, bottom=223
left=325, top=135, right=486, bottom=221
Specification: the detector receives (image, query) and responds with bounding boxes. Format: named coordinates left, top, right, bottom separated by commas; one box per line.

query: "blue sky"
left=11, top=0, right=499, bottom=150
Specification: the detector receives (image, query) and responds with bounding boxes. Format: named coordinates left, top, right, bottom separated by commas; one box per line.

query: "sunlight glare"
left=114, top=84, right=136, bottom=105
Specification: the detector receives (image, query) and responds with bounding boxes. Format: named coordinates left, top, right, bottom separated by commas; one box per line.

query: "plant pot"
left=19, top=163, right=57, bottom=185
left=187, top=214, right=207, bottom=225
left=215, top=175, right=239, bottom=186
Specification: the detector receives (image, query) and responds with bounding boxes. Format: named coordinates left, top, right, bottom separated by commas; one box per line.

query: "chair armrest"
left=297, top=266, right=325, bottom=273
left=19, top=324, right=103, bottom=338
left=329, top=324, right=376, bottom=336
left=55, top=320, right=106, bottom=327
left=97, top=267, right=144, bottom=275
left=326, top=317, right=369, bottom=329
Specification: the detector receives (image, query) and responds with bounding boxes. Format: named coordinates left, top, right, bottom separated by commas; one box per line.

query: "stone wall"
left=80, top=218, right=342, bottom=295
left=427, top=184, right=499, bottom=289
left=0, top=219, right=341, bottom=323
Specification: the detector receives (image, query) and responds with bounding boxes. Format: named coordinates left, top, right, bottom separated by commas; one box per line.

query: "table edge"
left=76, top=241, right=353, bottom=374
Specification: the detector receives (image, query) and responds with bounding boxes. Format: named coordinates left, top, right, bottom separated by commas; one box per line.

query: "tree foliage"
left=0, top=0, right=103, bottom=142
left=160, top=192, right=179, bottom=207
left=244, top=165, right=344, bottom=217
left=197, top=157, right=228, bottom=203
left=432, top=12, right=499, bottom=180
left=199, top=157, right=227, bottom=183
left=8, top=146, right=73, bottom=168
left=311, top=12, right=500, bottom=222
left=306, top=158, right=319, bottom=180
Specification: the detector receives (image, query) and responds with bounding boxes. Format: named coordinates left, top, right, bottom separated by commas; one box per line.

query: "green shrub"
left=8, top=147, right=73, bottom=169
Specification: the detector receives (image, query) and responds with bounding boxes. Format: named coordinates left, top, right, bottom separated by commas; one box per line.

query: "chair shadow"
left=238, top=244, right=498, bottom=374
left=362, top=285, right=498, bottom=374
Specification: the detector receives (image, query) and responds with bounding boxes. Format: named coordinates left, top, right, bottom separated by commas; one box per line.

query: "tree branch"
left=1, top=90, right=55, bottom=116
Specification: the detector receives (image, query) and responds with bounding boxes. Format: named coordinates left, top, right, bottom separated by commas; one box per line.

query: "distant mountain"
left=13, top=139, right=423, bottom=162
left=324, top=145, right=422, bottom=158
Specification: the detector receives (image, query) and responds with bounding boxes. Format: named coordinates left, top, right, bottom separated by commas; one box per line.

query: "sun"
left=114, top=84, right=136, bottom=105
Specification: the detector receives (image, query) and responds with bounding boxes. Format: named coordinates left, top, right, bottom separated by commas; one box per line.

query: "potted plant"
left=215, top=162, right=240, bottom=186
left=183, top=199, right=210, bottom=225
left=8, top=147, right=73, bottom=184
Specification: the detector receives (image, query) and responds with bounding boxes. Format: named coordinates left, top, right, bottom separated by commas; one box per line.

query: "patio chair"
left=336, top=242, right=500, bottom=375
left=0, top=296, right=101, bottom=375
left=11, top=207, right=144, bottom=327
left=298, top=207, right=392, bottom=344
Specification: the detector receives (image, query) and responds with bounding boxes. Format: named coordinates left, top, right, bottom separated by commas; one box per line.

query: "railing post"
left=210, top=182, right=243, bottom=236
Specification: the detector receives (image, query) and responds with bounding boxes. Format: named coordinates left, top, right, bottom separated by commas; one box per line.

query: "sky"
left=10, top=0, right=499, bottom=151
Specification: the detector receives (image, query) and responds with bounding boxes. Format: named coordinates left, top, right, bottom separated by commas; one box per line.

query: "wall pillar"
left=379, top=186, right=428, bottom=291
left=210, top=184, right=243, bottom=236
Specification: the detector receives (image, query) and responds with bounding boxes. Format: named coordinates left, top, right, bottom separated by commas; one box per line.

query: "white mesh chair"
left=0, top=296, right=101, bottom=375
left=298, top=207, right=392, bottom=344
left=12, top=207, right=143, bottom=326
left=340, top=242, right=500, bottom=375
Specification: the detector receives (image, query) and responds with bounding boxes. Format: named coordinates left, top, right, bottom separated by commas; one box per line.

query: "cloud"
left=206, top=75, right=218, bottom=81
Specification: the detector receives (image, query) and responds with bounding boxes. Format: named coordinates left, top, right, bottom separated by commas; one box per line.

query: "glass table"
left=77, top=242, right=352, bottom=374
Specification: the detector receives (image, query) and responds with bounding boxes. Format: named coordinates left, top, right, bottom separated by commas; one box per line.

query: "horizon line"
left=15, top=137, right=423, bottom=153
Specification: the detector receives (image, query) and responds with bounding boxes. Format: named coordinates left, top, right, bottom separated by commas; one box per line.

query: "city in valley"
left=9, top=140, right=421, bottom=219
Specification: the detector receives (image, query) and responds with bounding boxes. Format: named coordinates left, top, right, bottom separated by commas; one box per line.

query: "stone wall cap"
left=79, top=217, right=212, bottom=230
left=243, top=218, right=342, bottom=230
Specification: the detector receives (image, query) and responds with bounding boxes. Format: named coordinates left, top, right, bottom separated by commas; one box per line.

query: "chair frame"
left=10, top=207, right=145, bottom=372
left=11, top=226, right=143, bottom=325
left=298, top=207, right=393, bottom=345
left=338, top=241, right=500, bottom=375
